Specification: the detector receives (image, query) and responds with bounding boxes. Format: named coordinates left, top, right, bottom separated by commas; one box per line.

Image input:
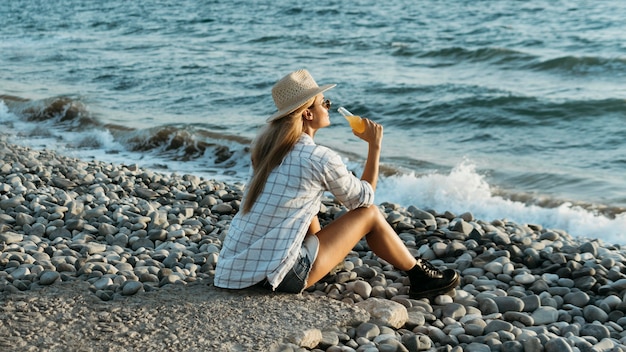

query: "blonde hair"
left=242, top=97, right=315, bottom=213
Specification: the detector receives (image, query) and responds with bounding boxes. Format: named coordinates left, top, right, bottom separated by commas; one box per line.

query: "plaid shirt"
left=214, top=134, right=374, bottom=289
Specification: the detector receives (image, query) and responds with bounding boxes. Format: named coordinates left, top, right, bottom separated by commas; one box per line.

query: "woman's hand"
left=354, top=118, right=383, bottom=149
left=355, top=118, right=383, bottom=190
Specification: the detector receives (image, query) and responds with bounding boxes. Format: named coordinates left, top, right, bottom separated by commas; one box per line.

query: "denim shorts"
left=271, top=235, right=319, bottom=294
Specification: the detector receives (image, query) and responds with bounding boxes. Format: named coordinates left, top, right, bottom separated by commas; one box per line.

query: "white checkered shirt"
left=214, top=134, right=374, bottom=289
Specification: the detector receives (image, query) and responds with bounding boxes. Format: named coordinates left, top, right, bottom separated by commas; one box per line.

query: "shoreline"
left=2, top=134, right=626, bottom=351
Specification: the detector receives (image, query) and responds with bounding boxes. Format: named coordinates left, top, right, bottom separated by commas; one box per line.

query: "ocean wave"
left=376, top=160, right=626, bottom=244
left=527, top=55, right=626, bottom=76
left=407, top=94, right=626, bottom=129
left=396, top=45, right=626, bottom=79
left=0, top=95, right=252, bottom=180
left=416, top=46, right=535, bottom=67
left=0, top=95, right=99, bottom=129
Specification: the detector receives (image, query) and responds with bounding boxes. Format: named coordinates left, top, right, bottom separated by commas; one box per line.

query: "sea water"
left=1, top=0, right=625, bottom=243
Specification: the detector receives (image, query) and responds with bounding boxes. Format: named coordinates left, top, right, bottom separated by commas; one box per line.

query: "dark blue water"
left=1, top=0, right=625, bottom=243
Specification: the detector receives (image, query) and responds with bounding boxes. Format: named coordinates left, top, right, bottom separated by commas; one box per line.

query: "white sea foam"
left=376, top=160, right=626, bottom=245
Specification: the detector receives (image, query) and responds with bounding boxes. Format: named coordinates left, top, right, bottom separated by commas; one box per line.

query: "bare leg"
left=307, top=215, right=321, bottom=236
left=306, top=205, right=416, bottom=287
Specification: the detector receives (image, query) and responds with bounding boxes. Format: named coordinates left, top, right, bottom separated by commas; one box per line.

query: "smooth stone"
left=484, top=320, right=514, bottom=334
left=520, top=295, right=541, bottom=312
left=580, top=323, right=610, bottom=340
left=493, top=296, right=524, bottom=312
left=462, top=268, right=485, bottom=277
left=580, top=241, right=598, bottom=256
left=39, top=271, right=60, bottom=285
left=211, top=203, right=233, bottom=214
left=583, top=305, right=609, bottom=323
left=356, top=322, right=380, bottom=339
left=93, top=277, right=113, bottom=290
left=175, top=191, right=197, bottom=201
left=435, top=295, right=453, bottom=305
left=56, top=263, right=77, bottom=273
left=402, top=333, right=432, bottom=351
left=131, top=238, right=155, bottom=250
left=286, top=328, right=323, bottom=350
left=547, top=286, right=571, bottom=296
left=99, top=223, right=118, bottom=236
left=85, top=242, right=107, bottom=254
left=442, top=303, right=467, bottom=320
left=15, top=213, right=35, bottom=226
left=159, top=274, right=185, bottom=286
left=48, top=228, right=71, bottom=240
left=0, top=213, right=15, bottom=224
left=501, top=341, right=524, bottom=352
left=0, top=195, right=25, bottom=209
left=514, top=273, right=536, bottom=285
left=0, top=232, right=23, bottom=244
left=573, top=276, right=597, bottom=291
left=353, top=280, right=372, bottom=299
left=522, top=336, right=543, bottom=352
left=10, top=266, right=31, bottom=280
left=432, top=242, right=447, bottom=257
left=503, top=311, right=534, bottom=326
left=405, top=311, right=426, bottom=328
left=465, top=342, right=491, bottom=352
left=483, top=262, right=503, bottom=274
left=135, top=188, right=159, bottom=199
left=557, top=278, right=575, bottom=288
left=532, top=307, right=559, bottom=325
left=545, top=337, right=574, bottom=352
left=13, top=279, right=31, bottom=291
left=407, top=207, right=435, bottom=220
left=564, top=291, right=590, bottom=307
left=427, top=326, right=448, bottom=344
left=378, top=340, right=408, bottom=352
left=478, top=297, right=499, bottom=314
left=492, top=232, right=511, bottom=245
left=318, top=331, right=340, bottom=350
left=593, top=338, right=616, bottom=351
left=121, top=280, right=143, bottom=295
left=465, top=323, right=485, bottom=336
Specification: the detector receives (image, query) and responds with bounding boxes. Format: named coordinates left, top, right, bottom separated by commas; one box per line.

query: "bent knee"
left=361, top=204, right=383, bottom=220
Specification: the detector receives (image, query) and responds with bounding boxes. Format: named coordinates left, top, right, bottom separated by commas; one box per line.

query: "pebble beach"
left=2, top=134, right=626, bottom=352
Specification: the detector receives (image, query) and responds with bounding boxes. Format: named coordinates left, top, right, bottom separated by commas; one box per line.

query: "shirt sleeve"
left=321, top=150, right=374, bottom=210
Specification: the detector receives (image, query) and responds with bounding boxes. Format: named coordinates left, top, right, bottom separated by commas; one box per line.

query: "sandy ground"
left=0, top=279, right=369, bottom=352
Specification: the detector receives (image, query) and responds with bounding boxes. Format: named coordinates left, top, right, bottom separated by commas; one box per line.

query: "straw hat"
left=267, top=69, right=336, bottom=122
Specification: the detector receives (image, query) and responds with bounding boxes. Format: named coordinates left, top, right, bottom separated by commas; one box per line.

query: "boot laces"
left=416, top=259, right=444, bottom=279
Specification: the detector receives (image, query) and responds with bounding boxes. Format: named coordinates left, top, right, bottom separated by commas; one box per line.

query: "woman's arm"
left=356, top=119, right=383, bottom=191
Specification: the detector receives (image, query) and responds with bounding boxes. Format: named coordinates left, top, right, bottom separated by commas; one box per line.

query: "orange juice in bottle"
left=338, top=107, right=366, bottom=133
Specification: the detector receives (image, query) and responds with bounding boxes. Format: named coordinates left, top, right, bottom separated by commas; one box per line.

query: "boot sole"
left=409, top=271, right=460, bottom=299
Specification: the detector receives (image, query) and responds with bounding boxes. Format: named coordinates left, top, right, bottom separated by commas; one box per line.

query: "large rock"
left=356, top=297, right=408, bottom=329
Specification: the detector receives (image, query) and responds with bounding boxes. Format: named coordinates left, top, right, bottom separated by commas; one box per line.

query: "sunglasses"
left=310, top=99, right=331, bottom=110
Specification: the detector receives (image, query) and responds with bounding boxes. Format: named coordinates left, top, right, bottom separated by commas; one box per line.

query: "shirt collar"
left=299, top=133, right=315, bottom=145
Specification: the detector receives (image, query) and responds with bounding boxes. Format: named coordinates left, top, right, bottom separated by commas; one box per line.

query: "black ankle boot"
left=406, top=258, right=460, bottom=299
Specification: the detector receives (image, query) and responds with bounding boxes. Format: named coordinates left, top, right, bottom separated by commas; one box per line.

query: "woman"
left=214, top=69, right=459, bottom=298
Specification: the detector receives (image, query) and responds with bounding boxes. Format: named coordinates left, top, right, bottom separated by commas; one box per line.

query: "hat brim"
left=266, top=83, right=336, bottom=122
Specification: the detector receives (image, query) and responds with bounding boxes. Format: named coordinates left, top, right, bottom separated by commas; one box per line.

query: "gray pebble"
left=121, top=280, right=143, bottom=296
left=355, top=323, right=379, bottom=339
left=580, top=323, right=610, bottom=340
left=493, top=296, right=524, bottom=312
left=39, top=271, right=60, bottom=285
left=532, top=307, right=559, bottom=325
left=0, top=232, right=23, bottom=244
